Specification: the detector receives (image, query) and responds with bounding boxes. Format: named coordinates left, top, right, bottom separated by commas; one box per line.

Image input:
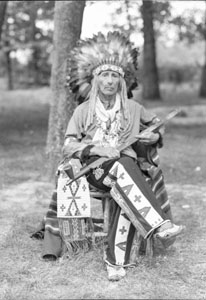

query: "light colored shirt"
left=63, top=99, right=158, bottom=160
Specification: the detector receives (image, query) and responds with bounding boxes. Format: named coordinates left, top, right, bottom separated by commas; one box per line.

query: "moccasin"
left=155, top=224, right=185, bottom=241
left=106, top=265, right=126, bottom=281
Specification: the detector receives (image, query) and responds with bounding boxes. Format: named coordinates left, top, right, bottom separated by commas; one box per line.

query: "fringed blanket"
left=57, top=159, right=91, bottom=252
left=31, top=144, right=174, bottom=255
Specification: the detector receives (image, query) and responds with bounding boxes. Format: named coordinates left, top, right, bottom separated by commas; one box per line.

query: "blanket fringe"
left=62, top=238, right=92, bottom=258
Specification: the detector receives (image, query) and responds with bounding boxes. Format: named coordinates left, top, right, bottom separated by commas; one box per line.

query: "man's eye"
left=101, top=72, right=108, bottom=77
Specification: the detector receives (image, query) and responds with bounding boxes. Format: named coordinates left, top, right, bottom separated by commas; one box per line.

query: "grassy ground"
left=0, top=80, right=206, bottom=299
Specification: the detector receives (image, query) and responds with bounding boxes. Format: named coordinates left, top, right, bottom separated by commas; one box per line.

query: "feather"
left=67, top=31, right=139, bottom=102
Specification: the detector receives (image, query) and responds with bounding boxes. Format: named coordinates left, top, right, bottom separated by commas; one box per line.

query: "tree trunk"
left=0, top=1, right=7, bottom=42
left=199, top=65, right=206, bottom=98
left=0, top=2, right=11, bottom=89
left=199, top=0, right=206, bottom=98
left=5, top=18, right=13, bottom=90
left=29, top=1, right=40, bottom=86
left=142, top=0, right=161, bottom=100
left=46, top=1, right=85, bottom=180
left=5, top=46, right=13, bottom=90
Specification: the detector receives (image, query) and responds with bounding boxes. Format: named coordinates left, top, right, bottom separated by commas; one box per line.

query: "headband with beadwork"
left=93, top=64, right=124, bottom=77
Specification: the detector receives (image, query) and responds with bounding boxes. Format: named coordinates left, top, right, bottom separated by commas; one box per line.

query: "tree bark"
left=5, top=13, right=13, bottom=90
left=0, top=1, right=7, bottom=42
left=142, top=0, right=161, bottom=100
left=5, top=43, right=13, bottom=90
left=46, top=1, right=85, bottom=180
left=199, top=65, right=206, bottom=98
left=199, top=0, right=206, bottom=98
left=29, top=1, right=40, bottom=86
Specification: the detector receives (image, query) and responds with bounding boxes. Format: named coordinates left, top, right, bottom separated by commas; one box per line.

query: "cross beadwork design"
left=134, top=195, right=142, bottom=203
left=82, top=184, right=87, bottom=192
left=119, top=225, right=127, bottom=235
left=60, top=204, right=66, bottom=211
left=62, top=185, right=67, bottom=193
left=119, top=172, right=125, bottom=180
left=82, top=203, right=87, bottom=211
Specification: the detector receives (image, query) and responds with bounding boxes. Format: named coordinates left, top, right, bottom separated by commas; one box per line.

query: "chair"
left=88, top=186, right=112, bottom=240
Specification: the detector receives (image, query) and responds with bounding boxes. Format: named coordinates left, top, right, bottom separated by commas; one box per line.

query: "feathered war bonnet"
left=66, top=31, right=139, bottom=128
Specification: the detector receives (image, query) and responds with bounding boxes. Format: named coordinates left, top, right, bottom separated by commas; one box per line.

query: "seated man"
left=33, top=31, right=185, bottom=281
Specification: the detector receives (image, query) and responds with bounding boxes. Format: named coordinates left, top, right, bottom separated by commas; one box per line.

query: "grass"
left=0, top=80, right=206, bottom=299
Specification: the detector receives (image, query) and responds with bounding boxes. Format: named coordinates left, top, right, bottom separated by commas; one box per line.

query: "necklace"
left=95, top=111, right=122, bottom=147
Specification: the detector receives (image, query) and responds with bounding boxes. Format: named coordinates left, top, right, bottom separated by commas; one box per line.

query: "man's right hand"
left=90, top=146, right=120, bottom=159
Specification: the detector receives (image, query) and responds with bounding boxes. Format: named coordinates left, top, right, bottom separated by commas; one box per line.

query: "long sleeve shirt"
left=63, top=99, right=162, bottom=161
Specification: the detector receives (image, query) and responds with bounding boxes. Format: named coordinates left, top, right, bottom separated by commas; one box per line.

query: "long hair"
left=85, top=74, right=131, bottom=131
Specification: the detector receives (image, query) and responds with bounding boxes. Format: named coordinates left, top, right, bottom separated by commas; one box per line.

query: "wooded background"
left=1, top=2, right=206, bottom=298
left=0, top=0, right=205, bottom=176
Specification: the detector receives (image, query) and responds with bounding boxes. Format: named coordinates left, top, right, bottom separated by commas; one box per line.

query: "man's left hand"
left=136, top=132, right=160, bottom=145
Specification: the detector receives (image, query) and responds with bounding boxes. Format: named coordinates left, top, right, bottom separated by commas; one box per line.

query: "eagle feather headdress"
left=67, top=31, right=139, bottom=103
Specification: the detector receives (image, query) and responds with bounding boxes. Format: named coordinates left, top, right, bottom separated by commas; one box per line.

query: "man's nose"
left=106, top=74, right=113, bottom=84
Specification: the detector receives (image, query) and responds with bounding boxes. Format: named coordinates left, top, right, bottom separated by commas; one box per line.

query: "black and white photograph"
left=0, top=0, right=206, bottom=299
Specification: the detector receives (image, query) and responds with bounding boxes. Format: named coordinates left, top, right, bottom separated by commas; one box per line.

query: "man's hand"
left=90, top=146, right=120, bottom=158
left=136, top=132, right=160, bottom=145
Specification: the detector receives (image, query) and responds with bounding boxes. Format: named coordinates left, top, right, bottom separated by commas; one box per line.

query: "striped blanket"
left=32, top=143, right=174, bottom=255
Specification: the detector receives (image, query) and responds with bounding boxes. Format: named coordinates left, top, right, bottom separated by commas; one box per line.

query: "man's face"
left=98, top=70, right=120, bottom=96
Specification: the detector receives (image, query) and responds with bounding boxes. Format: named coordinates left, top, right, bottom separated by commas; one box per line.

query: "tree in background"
left=27, top=1, right=54, bottom=86
left=199, top=0, right=206, bottom=98
left=0, top=1, right=54, bottom=88
left=105, top=0, right=170, bottom=101
left=100, top=1, right=205, bottom=99
left=142, top=0, right=160, bottom=100
left=0, top=1, right=7, bottom=42
left=29, top=1, right=47, bottom=86
left=169, top=2, right=206, bottom=98
left=0, top=1, right=11, bottom=89
left=46, top=1, right=85, bottom=179
left=4, top=11, right=13, bottom=90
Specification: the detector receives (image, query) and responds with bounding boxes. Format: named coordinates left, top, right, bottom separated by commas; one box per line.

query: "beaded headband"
left=93, top=64, right=124, bottom=77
